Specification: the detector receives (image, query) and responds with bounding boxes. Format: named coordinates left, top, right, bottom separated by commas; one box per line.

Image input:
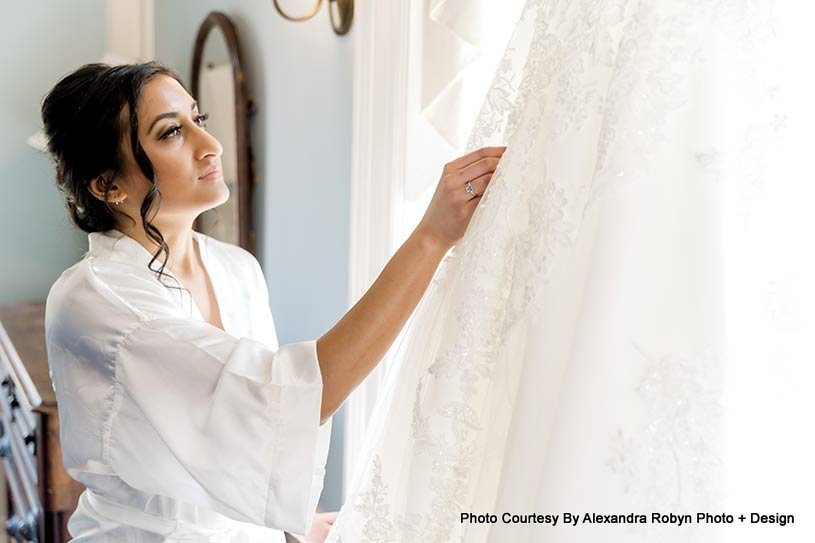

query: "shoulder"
left=45, top=256, right=182, bottom=353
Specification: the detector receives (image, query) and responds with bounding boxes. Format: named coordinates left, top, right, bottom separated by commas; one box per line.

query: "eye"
left=159, top=113, right=210, bottom=140
left=160, top=125, right=181, bottom=140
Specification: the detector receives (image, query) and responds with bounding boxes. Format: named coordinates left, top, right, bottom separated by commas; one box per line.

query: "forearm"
left=315, top=228, right=448, bottom=422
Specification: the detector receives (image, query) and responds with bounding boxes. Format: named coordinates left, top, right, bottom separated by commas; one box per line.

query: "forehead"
left=137, top=75, right=194, bottom=121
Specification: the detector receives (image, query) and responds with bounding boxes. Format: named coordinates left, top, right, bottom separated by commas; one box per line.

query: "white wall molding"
left=106, top=0, right=154, bottom=62
left=344, top=0, right=412, bottom=496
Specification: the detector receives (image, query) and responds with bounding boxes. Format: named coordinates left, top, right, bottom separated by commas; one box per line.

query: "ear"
left=88, top=172, right=125, bottom=203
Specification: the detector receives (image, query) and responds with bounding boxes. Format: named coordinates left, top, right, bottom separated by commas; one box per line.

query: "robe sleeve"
left=107, top=317, right=331, bottom=535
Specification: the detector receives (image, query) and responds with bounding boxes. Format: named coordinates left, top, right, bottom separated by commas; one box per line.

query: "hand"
left=414, top=146, right=506, bottom=251
left=286, top=511, right=338, bottom=543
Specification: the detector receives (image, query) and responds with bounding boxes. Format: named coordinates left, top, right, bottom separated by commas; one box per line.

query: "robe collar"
left=87, top=229, right=210, bottom=272
left=86, top=229, right=216, bottom=303
left=87, top=230, right=234, bottom=334
left=88, top=229, right=155, bottom=270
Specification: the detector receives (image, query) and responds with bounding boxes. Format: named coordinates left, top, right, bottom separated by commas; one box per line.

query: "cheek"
left=144, top=145, right=227, bottom=208
left=150, top=148, right=186, bottom=179
left=157, top=167, right=230, bottom=210
left=149, top=151, right=194, bottom=195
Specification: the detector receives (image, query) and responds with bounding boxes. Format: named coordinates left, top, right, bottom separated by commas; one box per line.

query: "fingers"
left=440, top=153, right=502, bottom=207
left=465, top=193, right=483, bottom=212
left=444, top=146, right=506, bottom=173
left=446, top=156, right=500, bottom=186
left=465, top=171, right=493, bottom=200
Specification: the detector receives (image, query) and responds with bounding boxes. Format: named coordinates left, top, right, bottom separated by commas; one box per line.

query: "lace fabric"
left=329, top=1, right=814, bottom=541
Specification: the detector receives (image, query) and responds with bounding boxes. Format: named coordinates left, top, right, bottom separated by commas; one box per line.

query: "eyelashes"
left=160, top=113, right=210, bottom=140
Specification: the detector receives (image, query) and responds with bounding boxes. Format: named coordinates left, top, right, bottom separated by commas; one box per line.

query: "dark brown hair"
left=41, top=61, right=187, bottom=280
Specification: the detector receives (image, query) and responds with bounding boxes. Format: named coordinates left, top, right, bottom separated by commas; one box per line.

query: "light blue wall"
left=0, top=1, right=107, bottom=303
left=154, top=0, right=352, bottom=511
left=0, top=0, right=351, bottom=514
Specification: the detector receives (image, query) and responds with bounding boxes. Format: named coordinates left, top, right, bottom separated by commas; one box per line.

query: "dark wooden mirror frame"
left=191, top=11, right=255, bottom=253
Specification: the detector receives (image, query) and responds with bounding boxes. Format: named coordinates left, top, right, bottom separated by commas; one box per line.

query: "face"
left=110, top=74, right=228, bottom=229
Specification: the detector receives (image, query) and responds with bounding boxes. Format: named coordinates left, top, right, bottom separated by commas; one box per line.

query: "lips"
left=198, top=164, right=221, bottom=180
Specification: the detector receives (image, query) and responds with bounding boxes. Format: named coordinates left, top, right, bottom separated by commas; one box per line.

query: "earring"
left=112, top=196, right=127, bottom=206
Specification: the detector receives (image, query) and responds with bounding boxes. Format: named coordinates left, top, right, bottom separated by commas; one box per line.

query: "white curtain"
left=402, top=0, right=525, bottom=224
left=418, top=0, right=524, bottom=152
left=332, top=0, right=815, bottom=541
left=345, top=0, right=522, bottom=491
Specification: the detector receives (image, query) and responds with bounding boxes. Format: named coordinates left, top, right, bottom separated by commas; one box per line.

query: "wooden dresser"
left=0, top=303, right=83, bottom=543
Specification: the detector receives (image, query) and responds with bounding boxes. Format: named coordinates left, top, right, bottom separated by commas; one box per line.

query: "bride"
left=329, top=1, right=815, bottom=542
left=41, top=62, right=504, bottom=541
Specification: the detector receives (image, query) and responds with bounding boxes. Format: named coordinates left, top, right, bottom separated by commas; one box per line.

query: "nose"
left=194, top=123, right=223, bottom=161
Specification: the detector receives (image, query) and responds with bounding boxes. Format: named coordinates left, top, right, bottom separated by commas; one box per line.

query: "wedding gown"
left=329, top=1, right=815, bottom=542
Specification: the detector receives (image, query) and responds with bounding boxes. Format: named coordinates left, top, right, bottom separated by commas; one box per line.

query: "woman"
left=40, top=61, right=504, bottom=542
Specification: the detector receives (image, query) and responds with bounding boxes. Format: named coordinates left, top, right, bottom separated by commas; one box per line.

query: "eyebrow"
left=148, top=101, right=198, bottom=136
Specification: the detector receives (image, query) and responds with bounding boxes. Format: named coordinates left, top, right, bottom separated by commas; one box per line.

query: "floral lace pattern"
left=329, top=1, right=794, bottom=542
left=606, top=344, right=724, bottom=511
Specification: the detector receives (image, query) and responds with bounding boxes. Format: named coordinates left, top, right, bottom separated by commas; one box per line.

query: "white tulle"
left=329, top=1, right=815, bottom=541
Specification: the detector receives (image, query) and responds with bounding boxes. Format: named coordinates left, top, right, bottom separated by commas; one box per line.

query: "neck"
left=115, top=216, right=200, bottom=276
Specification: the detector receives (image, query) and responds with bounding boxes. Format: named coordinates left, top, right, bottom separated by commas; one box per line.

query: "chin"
left=214, top=186, right=231, bottom=207
left=206, top=181, right=231, bottom=207
left=185, top=193, right=229, bottom=220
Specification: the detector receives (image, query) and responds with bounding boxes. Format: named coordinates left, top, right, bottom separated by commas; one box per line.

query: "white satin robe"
left=44, top=229, right=332, bottom=542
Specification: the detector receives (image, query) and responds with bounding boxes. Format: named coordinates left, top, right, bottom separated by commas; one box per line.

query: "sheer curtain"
left=334, top=1, right=815, bottom=542
left=401, top=0, right=525, bottom=239
left=345, top=0, right=522, bottom=493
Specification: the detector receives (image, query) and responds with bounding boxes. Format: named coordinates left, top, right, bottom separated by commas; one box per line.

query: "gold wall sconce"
left=273, top=0, right=353, bottom=36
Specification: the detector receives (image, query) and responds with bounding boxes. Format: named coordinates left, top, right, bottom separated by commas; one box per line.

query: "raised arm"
left=315, top=146, right=506, bottom=422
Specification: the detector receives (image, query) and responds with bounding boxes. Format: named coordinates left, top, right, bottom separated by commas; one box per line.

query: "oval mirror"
left=191, top=12, right=254, bottom=252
